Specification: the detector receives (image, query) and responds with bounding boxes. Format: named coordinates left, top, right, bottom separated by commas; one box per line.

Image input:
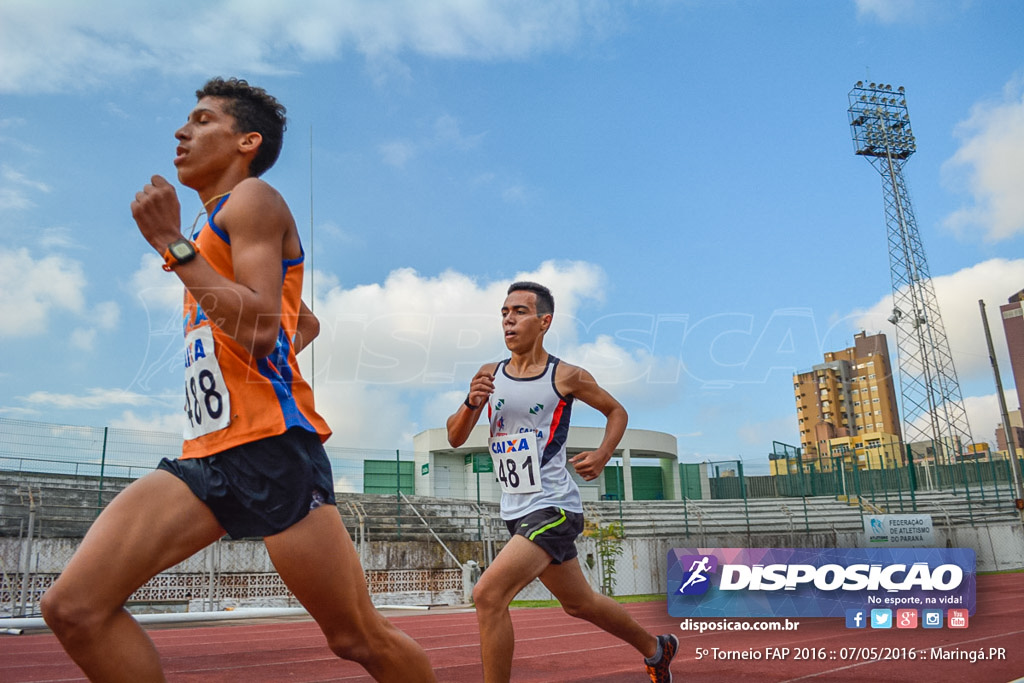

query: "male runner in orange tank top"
left=41, top=78, right=435, bottom=683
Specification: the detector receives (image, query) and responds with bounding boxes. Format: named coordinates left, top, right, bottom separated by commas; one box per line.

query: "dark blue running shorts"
left=505, top=506, right=584, bottom=565
left=157, top=427, right=336, bottom=539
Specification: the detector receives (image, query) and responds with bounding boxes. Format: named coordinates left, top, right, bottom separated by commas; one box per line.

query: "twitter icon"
left=871, top=609, right=892, bottom=629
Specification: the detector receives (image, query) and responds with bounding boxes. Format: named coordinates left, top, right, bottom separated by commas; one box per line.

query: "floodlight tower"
left=848, top=81, right=973, bottom=467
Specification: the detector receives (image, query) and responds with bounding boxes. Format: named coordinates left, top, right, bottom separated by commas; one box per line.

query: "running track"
left=2, top=573, right=1021, bottom=682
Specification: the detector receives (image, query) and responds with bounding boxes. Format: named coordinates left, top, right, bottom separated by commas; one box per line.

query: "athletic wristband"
left=464, top=396, right=481, bottom=410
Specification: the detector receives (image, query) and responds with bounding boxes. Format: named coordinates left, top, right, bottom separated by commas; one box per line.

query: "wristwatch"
left=162, top=238, right=199, bottom=271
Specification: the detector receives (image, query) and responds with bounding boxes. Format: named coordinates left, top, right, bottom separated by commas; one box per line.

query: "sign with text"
left=667, top=547, right=975, bottom=618
left=863, top=514, right=934, bottom=546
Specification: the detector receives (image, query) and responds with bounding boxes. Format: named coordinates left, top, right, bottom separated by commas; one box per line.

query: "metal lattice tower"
left=848, top=81, right=973, bottom=465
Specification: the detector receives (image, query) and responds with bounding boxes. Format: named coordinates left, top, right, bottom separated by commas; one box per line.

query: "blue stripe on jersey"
left=201, top=195, right=232, bottom=242
left=256, top=328, right=315, bottom=432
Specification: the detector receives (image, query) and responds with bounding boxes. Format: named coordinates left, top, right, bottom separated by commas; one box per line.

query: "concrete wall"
left=4, top=523, right=1021, bottom=612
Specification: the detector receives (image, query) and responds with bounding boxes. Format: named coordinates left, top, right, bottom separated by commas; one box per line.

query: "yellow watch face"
left=169, top=240, right=194, bottom=260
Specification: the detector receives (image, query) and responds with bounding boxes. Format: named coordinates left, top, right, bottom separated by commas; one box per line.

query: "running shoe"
left=645, top=633, right=679, bottom=683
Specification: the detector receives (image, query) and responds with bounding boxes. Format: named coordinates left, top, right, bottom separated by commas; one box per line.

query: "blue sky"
left=2, top=0, right=1023, bottom=475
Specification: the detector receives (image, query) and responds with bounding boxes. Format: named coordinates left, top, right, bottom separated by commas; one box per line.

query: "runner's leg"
left=539, top=557, right=658, bottom=657
left=263, top=504, right=436, bottom=683
left=41, top=470, right=227, bottom=682
left=472, top=535, right=554, bottom=683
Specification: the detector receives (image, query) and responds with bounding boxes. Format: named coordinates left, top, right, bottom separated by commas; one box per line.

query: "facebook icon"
left=845, top=609, right=866, bottom=629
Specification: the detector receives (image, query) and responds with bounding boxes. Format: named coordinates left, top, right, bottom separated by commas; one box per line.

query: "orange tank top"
left=179, top=195, right=331, bottom=458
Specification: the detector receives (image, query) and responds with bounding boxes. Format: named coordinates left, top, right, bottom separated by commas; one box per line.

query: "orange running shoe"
left=645, top=633, right=678, bottom=683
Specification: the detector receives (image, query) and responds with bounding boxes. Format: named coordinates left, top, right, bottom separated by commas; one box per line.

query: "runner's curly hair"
left=196, top=77, right=287, bottom=177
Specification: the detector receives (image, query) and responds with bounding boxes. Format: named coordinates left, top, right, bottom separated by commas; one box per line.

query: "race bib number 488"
left=488, top=432, right=542, bottom=494
left=183, top=326, right=230, bottom=439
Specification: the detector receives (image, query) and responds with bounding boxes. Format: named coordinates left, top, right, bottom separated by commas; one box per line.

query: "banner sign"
left=667, top=547, right=975, bottom=618
left=863, top=514, right=934, bottom=546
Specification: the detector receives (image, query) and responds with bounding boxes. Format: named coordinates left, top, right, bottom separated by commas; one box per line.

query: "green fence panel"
left=363, top=460, right=414, bottom=495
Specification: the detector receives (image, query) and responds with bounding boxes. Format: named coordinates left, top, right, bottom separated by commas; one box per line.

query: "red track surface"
left=2, top=573, right=1022, bottom=682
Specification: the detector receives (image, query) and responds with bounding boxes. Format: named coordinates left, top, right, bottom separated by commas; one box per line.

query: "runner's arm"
left=560, top=364, right=628, bottom=480
left=132, top=176, right=290, bottom=358
left=446, top=363, right=497, bottom=447
left=293, top=300, right=319, bottom=354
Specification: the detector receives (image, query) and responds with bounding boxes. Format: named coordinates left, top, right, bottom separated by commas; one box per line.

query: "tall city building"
left=997, top=289, right=1024, bottom=459
left=995, top=410, right=1023, bottom=458
left=1000, top=288, right=1024, bottom=414
left=793, top=331, right=901, bottom=468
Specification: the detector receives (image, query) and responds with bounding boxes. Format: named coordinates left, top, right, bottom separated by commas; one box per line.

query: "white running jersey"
left=488, top=356, right=581, bottom=520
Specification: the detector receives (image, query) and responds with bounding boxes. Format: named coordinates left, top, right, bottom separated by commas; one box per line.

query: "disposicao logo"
left=676, top=554, right=718, bottom=596
left=666, top=548, right=976, bottom=619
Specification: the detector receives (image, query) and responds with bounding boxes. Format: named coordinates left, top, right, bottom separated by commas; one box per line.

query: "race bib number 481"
left=183, top=325, right=230, bottom=439
left=488, top=432, right=542, bottom=494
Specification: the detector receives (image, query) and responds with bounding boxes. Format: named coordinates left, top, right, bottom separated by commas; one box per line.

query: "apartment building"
left=793, top=331, right=901, bottom=468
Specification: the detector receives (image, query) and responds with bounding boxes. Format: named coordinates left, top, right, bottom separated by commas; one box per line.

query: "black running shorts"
left=157, top=427, right=336, bottom=539
left=505, top=506, right=584, bottom=565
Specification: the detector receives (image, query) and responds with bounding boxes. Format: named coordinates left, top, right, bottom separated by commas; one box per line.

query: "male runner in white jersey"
left=446, top=281, right=678, bottom=683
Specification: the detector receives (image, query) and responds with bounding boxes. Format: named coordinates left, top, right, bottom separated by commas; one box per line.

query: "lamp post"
left=849, top=82, right=974, bottom=471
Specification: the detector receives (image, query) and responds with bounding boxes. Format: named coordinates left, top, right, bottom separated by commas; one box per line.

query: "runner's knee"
left=324, top=623, right=385, bottom=663
left=472, top=578, right=508, bottom=613
left=40, top=585, right=112, bottom=642
left=560, top=596, right=595, bottom=620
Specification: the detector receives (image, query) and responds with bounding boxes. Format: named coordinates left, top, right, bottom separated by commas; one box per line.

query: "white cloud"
left=69, top=301, right=121, bottom=351
left=904, top=390, right=1018, bottom=448
left=502, top=184, right=528, bottom=204
left=379, top=140, right=417, bottom=168
left=0, top=247, right=119, bottom=346
left=109, top=409, right=185, bottom=435
left=433, top=114, right=485, bottom=151
left=333, top=474, right=360, bottom=494
left=129, top=253, right=184, bottom=313
left=303, top=260, right=677, bottom=444
left=0, top=0, right=614, bottom=94
left=849, top=258, right=1024, bottom=381
left=963, top=391, right=1019, bottom=445
left=2, top=165, right=50, bottom=193
left=942, top=77, right=1024, bottom=242
left=737, top=415, right=799, bottom=448
left=0, top=187, right=33, bottom=211
left=38, top=227, right=79, bottom=250
left=379, top=114, right=484, bottom=168
left=312, top=263, right=568, bottom=387
left=853, top=0, right=925, bottom=23
left=316, top=383, right=418, bottom=449
left=92, top=301, right=121, bottom=330
left=0, top=164, right=49, bottom=210
left=70, top=328, right=97, bottom=351
left=564, top=334, right=681, bottom=403
left=0, top=248, right=87, bottom=337
left=20, top=388, right=163, bottom=410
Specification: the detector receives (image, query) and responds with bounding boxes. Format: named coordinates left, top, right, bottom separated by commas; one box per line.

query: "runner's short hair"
left=507, top=281, right=554, bottom=317
left=196, top=77, right=287, bottom=178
